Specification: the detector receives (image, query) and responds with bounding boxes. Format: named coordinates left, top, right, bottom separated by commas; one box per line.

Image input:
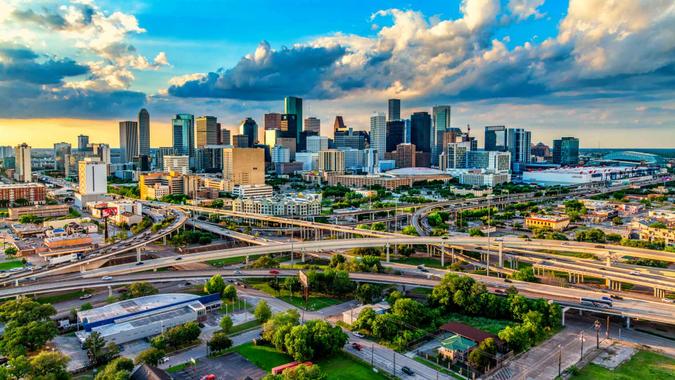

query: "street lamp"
left=486, top=194, right=494, bottom=276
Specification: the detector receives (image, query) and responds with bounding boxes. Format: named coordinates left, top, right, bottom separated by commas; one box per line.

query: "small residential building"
left=632, top=220, right=675, bottom=245
left=525, top=215, right=571, bottom=230
left=342, top=302, right=390, bottom=325
left=438, top=322, right=502, bottom=363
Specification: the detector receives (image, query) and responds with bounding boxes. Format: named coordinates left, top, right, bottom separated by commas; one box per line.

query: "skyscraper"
left=53, top=142, right=71, bottom=171
left=239, top=117, right=259, bottom=148
left=172, top=114, right=195, bottom=158
left=333, top=116, right=347, bottom=136
left=304, top=117, right=320, bottom=134
left=78, top=157, right=107, bottom=195
left=119, top=121, right=139, bottom=163
left=77, top=135, right=89, bottom=151
left=552, top=137, right=580, bottom=166
left=280, top=114, right=297, bottom=140
left=484, top=126, right=507, bottom=151
left=222, top=147, right=265, bottom=186
left=507, top=128, right=531, bottom=173
left=220, top=128, right=231, bottom=145
left=432, top=105, right=451, bottom=166
left=370, top=112, right=387, bottom=160
left=386, top=120, right=405, bottom=152
left=388, top=99, right=401, bottom=121
left=284, top=96, right=303, bottom=143
left=138, top=108, right=150, bottom=156
left=196, top=116, right=219, bottom=148
left=264, top=113, right=282, bottom=130
left=410, top=111, right=432, bottom=153
left=14, top=143, right=31, bottom=182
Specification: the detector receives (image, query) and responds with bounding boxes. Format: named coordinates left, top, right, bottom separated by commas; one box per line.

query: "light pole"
left=594, top=320, right=601, bottom=349
left=558, top=344, right=562, bottom=378
left=580, top=331, right=584, bottom=360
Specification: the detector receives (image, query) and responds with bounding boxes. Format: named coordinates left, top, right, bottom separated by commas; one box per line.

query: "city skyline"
left=0, top=0, right=673, bottom=148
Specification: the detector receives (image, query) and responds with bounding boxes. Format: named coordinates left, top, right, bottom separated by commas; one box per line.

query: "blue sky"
left=0, top=0, right=673, bottom=148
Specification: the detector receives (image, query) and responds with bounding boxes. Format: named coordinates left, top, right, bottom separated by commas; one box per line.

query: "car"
left=662, top=298, right=674, bottom=304
left=594, top=245, right=606, bottom=249
left=159, top=356, right=169, bottom=364
left=504, top=278, right=512, bottom=283
left=269, top=269, right=280, bottom=275
left=351, top=342, right=363, bottom=351
left=629, top=271, right=640, bottom=275
left=79, top=294, right=92, bottom=300
left=234, top=270, right=242, bottom=275
left=352, top=332, right=364, bottom=338
left=494, top=289, right=505, bottom=294
left=200, top=375, right=216, bottom=380
left=102, top=276, right=113, bottom=281
left=175, top=257, right=182, bottom=261
left=610, top=294, right=623, bottom=300
left=135, top=262, right=144, bottom=266
left=401, top=366, right=415, bottom=376
left=601, top=296, right=612, bottom=302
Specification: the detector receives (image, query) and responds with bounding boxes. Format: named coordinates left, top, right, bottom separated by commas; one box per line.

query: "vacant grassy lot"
left=36, top=289, right=93, bottom=304
left=233, top=343, right=390, bottom=379
left=246, top=279, right=344, bottom=311
left=571, top=350, right=675, bottom=380
left=0, top=260, right=23, bottom=271
left=442, top=313, right=514, bottom=335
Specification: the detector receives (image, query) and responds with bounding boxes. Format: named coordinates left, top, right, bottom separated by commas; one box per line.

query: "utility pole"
left=580, top=331, right=584, bottom=360
left=595, top=320, right=601, bottom=349
left=371, top=343, right=374, bottom=367
left=392, top=351, right=396, bottom=377
left=558, top=345, right=562, bottom=378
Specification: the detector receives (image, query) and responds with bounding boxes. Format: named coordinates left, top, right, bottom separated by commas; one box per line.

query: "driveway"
left=172, top=353, right=265, bottom=380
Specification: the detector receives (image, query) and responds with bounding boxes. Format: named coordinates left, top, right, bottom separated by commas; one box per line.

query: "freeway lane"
left=3, top=268, right=675, bottom=325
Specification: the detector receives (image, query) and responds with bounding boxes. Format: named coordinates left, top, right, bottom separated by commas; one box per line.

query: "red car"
left=351, top=342, right=363, bottom=351
left=200, top=375, right=216, bottom=380
left=269, top=270, right=280, bottom=275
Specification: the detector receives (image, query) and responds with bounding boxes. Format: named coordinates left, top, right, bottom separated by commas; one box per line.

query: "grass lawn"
left=229, top=319, right=261, bottom=335
left=35, top=289, right=93, bottom=304
left=571, top=350, right=675, bottom=380
left=442, top=313, right=513, bottom=335
left=413, top=357, right=464, bottom=380
left=208, top=255, right=263, bottom=267
left=246, top=279, right=344, bottom=311
left=166, top=362, right=191, bottom=373
left=0, top=260, right=23, bottom=271
left=393, top=256, right=445, bottom=269
left=233, top=343, right=389, bottom=380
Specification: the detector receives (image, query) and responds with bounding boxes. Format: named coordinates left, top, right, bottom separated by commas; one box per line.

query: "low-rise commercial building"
left=632, top=220, right=674, bottom=245
left=458, top=171, right=511, bottom=187
left=232, top=184, right=274, bottom=198
left=76, top=294, right=220, bottom=345
left=525, top=215, right=571, bottom=230
left=8, top=204, right=70, bottom=219
left=342, top=302, right=390, bottom=325
left=522, top=166, right=659, bottom=186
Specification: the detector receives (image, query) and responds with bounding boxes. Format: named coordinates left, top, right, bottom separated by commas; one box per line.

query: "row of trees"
left=261, top=309, right=348, bottom=362
left=0, top=297, right=58, bottom=358
left=170, top=230, right=214, bottom=246
left=150, top=322, right=201, bottom=352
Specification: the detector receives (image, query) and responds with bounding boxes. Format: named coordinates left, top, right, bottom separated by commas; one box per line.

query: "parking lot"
left=172, top=353, right=265, bottom=380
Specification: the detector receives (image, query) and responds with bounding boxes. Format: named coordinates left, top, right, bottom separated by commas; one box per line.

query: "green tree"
left=354, top=283, right=381, bottom=305
left=283, top=277, right=300, bottom=297
left=83, top=331, right=106, bottom=366
left=222, top=284, right=237, bottom=300
left=95, top=357, right=134, bottom=380
left=351, top=307, right=377, bottom=332
left=328, top=254, right=346, bottom=268
left=204, top=274, right=226, bottom=295
left=391, top=298, right=428, bottom=326
left=124, top=282, right=158, bottom=299
left=220, top=315, right=233, bottom=334
left=262, top=309, right=301, bottom=346
left=468, top=227, right=485, bottom=237
left=401, top=225, right=419, bottom=236
left=285, top=324, right=313, bottom=361
left=29, top=351, right=70, bottom=380
left=275, top=364, right=327, bottom=380
left=467, top=338, right=497, bottom=371
left=371, top=314, right=400, bottom=341
left=510, top=267, right=537, bottom=282
left=254, top=300, right=272, bottom=322
left=4, top=247, right=18, bottom=255
left=250, top=255, right=280, bottom=268
left=611, top=216, right=623, bottom=226
left=80, top=302, right=93, bottom=311
left=0, top=298, right=58, bottom=358
left=135, top=347, right=166, bottom=366
left=208, top=331, right=232, bottom=353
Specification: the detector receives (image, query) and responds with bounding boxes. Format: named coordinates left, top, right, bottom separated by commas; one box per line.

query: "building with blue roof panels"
left=75, top=293, right=220, bottom=345
left=602, top=151, right=665, bottom=166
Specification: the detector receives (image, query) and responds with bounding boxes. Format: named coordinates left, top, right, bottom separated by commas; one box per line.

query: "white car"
left=629, top=271, right=640, bottom=275
left=353, top=332, right=364, bottom=338
left=662, top=298, right=674, bottom=304
left=102, top=276, right=113, bottom=281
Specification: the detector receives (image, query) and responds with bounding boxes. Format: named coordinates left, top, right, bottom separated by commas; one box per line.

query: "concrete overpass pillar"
left=246, top=255, right=249, bottom=265
left=163, top=235, right=167, bottom=245
left=386, top=242, right=390, bottom=263
left=606, top=256, right=612, bottom=267
left=625, top=317, right=631, bottom=329
left=108, top=285, right=112, bottom=297
left=451, top=247, right=455, bottom=263
left=498, top=241, right=504, bottom=268
left=301, top=249, right=305, bottom=263
left=136, top=247, right=142, bottom=262
left=441, top=245, right=445, bottom=267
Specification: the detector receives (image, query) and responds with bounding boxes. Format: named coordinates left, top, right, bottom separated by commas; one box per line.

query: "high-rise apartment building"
left=138, top=108, right=150, bottom=156
left=196, top=116, right=219, bottom=148
left=432, top=105, right=451, bottom=166
left=318, top=149, right=345, bottom=174
left=410, top=111, right=432, bottom=153
left=441, top=141, right=471, bottom=170
left=53, top=142, right=71, bottom=171
left=466, top=151, right=511, bottom=173
left=172, top=114, right=195, bottom=158
left=386, top=120, right=405, bottom=152
left=14, top=143, right=31, bottom=182
left=284, top=96, right=303, bottom=143
left=265, top=113, right=282, bottom=130
left=552, top=137, right=580, bottom=166
left=507, top=128, right=531, bottom=173
left=222, top=147, right=265, bottom=186
left=77, top=135, right=89, bottom=151
left=119, top=121, right=139, bottom=163
left=78, top=157, right=107, bottom=195
left=304, top=117, right=320, bottom=134
left=306, top=135, right=329, bottom=153
left=388, top=99, right=401, bottom=121
left=163, top=155, right=190, bottom=175
left=484, top=126, right=507, bottom=151
left=370, top=112, right=386, bottom=160
left=239, top=118, right=259, bottom=148
left=220, top=128, right=231, bottom=146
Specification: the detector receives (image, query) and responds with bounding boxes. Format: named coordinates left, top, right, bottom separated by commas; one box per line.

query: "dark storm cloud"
left=0, top=44, right=89, bottom=84
left=168, top=41, right=349, bottom=100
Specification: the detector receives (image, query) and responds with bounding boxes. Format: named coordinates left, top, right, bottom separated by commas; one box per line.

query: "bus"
left=580, top=297, right=613, bottom=308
